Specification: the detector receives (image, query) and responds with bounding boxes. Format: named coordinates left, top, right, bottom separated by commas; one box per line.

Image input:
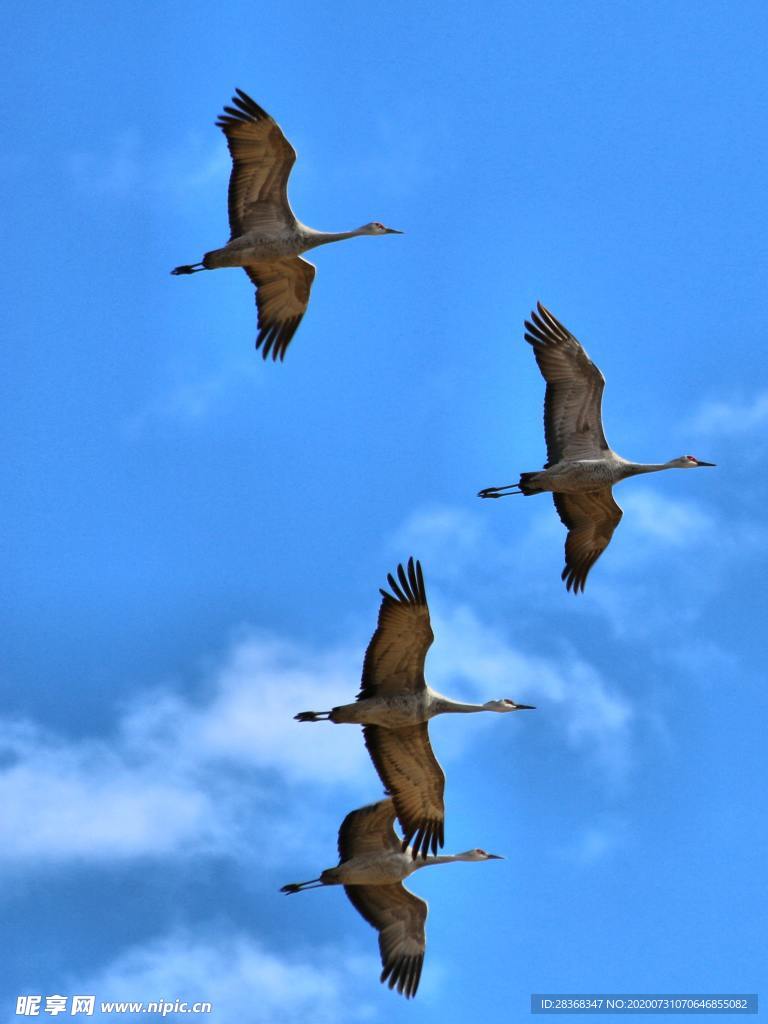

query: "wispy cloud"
left=162, top=632, right=368, bottom=784
left=690, top=391, right=768, bottom=435
left=66, top=133, right=228, bottom=199
left=391, top=506, right=488, bottom=579
left=559, top=820, right=626, bottom=866
left=123, top=357, right=264, bottom=436
left=428, top=602, right=634, bottom=777
left=588, top=486, right=765, bottom=636
left=56, top=930, right=378, bottom=1024
left=0, top=719, right=224, bottom=862
left=616, top=489, right=714, bottom=546
left=0, top=583, right=637, bottom=867
left=0, top=633, right=371, bottom=866
left=394, top=489, right=720, bottom=586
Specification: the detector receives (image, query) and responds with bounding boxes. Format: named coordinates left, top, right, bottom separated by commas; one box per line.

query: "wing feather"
left=359, top=558, right=433, bottom=700
left=244, top=257, right=316, bottom=361
left=344, top=883, right=427, bottom=999
left=216, top=89, right=297, bottom=237
left=363, top=723, right=445, bottom=859
left=337, top=800, right=401, bottom=862
left=553, top=488, right=623, bottom=593
left=524, top=302, right=609, bottom=465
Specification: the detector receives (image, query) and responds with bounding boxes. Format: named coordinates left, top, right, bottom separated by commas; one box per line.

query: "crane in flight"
left=478, top=303, right=715, bottom=593
left=171, top=89, right=402, bottom=360
left=295, top=558, right=534, bottom=858
left=281, top=799, right=502, bottom=998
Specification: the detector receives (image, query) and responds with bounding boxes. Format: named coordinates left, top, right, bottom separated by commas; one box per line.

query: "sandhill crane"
left=478, top=303, right=716, bottom=593
left=295, top=558, right=534, bottom=858
left=281, top=799, right=502, bottom=999
left=170, top=89, right=402, bottom=361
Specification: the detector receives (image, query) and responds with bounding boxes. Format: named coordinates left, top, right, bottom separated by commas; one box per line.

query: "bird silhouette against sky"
left=479, top=303, right=715, bottom=592
left=281, top=799, right=502, bottom=998
left=295, top=558, right=534, bottom=857
left=171, top=89, right=401, bottom=360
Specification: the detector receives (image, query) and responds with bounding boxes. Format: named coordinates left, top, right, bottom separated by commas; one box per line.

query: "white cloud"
left=166, top=632, right=368, bottom=784
left=0, top=633, right=372, bottom=866
left=428, top=602, right=633, bottom=777
left=54, top=930, right=378, bottom=1024
left=390, top=506, right=487, bottom=580
left=66, top=133, right=228, bottom=198
left=393, top=490, right=718, bottom=596
left=123, top=357, right=267, bottom=435
left=560, top=822, right=626, bottom=866
left=0, top=720, right=224, bottom=862
left=583, top=486, right=765, bottom=636
left=690, top=391, right=768, bottom=435
left=0, top=586, right=637, bottom=867
left=615, top=489, right=713, bottom=546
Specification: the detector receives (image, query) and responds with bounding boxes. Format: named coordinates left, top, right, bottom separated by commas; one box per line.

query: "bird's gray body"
left=321, top=848, right=418, bottom=886
left=328, top=688, right=473, bottom=728
left=520, top=453, right=639, bottom=494
left=202, top=226, right=358, bottom=269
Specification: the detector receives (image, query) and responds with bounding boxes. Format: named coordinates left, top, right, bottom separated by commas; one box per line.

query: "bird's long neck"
left=621, top=461, right=675, bottom=478
left=430, top=694, right=489, bottom=715
left=301, top=228, right=364, bottom=249
left=416, top=853, right=470, bottom=868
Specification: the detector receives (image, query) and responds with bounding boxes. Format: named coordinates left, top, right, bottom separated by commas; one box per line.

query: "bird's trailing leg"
left=477, top=484, right=523, bottom=498
left=294, top=711, right=331, bottom=722
left=170, top=263, right=206, bottom=276
left=280, top=879, right=323, bottom=894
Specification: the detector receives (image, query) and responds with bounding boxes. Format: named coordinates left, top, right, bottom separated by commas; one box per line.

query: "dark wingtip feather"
left=385, top=570, right=408, bottom=604
left=382, top=558, right=426, bottom=608
left=232, top=88, right=271, bottom=121
left=216, top=89, right=272, bottom=132
left=396, top=561, right=412, bottom=599
left=398, top=955, right=423, bottom=998
left=414, top=559, right=427, bottom=604
left=430, top=827, right=439, bottom=856
left=562, top=563, right=587, bottom=594
left=381, top=953, right=423, bottom=999
left=536, top=301, right=569, bottom=337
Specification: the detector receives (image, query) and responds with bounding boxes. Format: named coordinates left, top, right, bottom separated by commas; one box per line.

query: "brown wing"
left=337, top=800, right=400, bottom=862
left=524, top=302, right=610, bottom=465
left=363, top=723, right=445, bottom=859
left=216, top=89, right=297, bottom=237
left=553, top=488, right=623, bottom=593
left=359, top=558, right=433, bottom=700
left=244, top=257, right=316, bottom=361
left=344, top=883, right=427, bottom=999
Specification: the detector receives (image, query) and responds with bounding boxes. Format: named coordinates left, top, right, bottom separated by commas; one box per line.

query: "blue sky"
left=2, top=0, right=767, bottom=1021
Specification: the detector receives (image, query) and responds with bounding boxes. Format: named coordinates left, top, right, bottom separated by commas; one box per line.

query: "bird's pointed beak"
left=696, top=460, right=716, bottom=467
left=486, top=853, right=504, bottom=860
left=385, top=228, right=404, bottom=234
left=514, top=703, right=536, bottom=710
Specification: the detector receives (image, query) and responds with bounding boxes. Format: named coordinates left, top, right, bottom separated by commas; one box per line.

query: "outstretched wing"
left=359, top=558, right=433, bottom=700
left=344, top=883, right=427, bottom=999
left=244, top=257, right=316, bottom=361
left=216, top=89, right=297, bottom=238
left=553, top=488, right=623, bottom=593
left=524, top=302, right=610, bottom=465
left=337, top=800, right=400, bottom=862
left=363, top=723, right=445, bottom=859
